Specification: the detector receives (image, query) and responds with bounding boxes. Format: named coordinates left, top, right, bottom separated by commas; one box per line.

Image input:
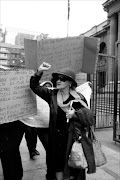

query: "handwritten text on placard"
left=0, top=70, right=37, bottom=124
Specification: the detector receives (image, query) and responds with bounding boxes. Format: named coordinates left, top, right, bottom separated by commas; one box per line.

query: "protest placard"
left=24, top=39, right=37, bottom=70
left=76, top=82, right=92, bottom=109
left=20, top=95, right=50, bottom=128
left=0, top=69, right=37, bottom=124
left=37, top=36, right=84, bottom=81
left=24, top=36, right=99, bottom=82
left=81, top=36, right=100, bottom=74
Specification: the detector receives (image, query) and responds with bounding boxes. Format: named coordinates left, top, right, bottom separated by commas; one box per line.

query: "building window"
left=99, top=42, right=107, bottom=54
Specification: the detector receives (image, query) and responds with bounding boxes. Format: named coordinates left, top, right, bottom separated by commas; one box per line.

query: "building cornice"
left=103, top=0, right=118, bottom=12
left=92, top=29, right=107, bottom=37
left=81, top=20, right=108, bottom=37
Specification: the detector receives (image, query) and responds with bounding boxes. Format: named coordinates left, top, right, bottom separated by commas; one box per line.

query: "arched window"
left=99, top=42, right=107, bottom=54
left=97, top=42, right=107, bottom=91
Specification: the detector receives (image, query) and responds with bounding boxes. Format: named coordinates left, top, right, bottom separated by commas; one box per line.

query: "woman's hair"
left=70, top=83, right=76, bottom=90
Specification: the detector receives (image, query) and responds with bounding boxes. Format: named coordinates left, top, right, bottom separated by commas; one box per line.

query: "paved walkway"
left=0, top=128, right=120, bottom=180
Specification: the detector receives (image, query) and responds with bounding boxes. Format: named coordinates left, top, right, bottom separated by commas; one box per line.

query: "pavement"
left=0, top=127, right=120, bottom=180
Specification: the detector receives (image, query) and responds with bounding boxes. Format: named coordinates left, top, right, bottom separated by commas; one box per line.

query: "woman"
left=30, top=62, right=96, bottom=180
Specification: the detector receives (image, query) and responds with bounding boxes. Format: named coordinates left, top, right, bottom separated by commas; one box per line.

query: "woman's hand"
left=38, top=62, right=51, bottom=72
left=66, top=108, right=75, bottom=119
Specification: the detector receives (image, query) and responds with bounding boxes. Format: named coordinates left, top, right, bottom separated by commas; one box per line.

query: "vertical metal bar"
left=92, top=73, right=96, bottom=129
left=113, top=43, right=118, bottom=141
left=103, top=68, right=105, bottom=127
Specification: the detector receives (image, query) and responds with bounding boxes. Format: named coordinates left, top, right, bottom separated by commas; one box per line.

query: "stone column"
left=108, top=15, right=117, bottom=82
left=109, top=15, right=117, bottom=55
left=118, top=12, right=120, bottom=41
left=117, top=12, right=120, bottom=80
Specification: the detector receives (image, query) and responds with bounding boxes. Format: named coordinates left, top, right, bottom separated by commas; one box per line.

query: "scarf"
left=57, top=89, right=88, bottom=113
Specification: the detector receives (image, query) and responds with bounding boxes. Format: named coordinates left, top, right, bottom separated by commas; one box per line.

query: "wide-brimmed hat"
left=52, top=68, right=77, bottom=87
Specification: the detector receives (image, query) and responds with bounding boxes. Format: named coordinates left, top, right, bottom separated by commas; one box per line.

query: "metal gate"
left=90, top=54, right=115, bottom=127
left=89, top=52, right=120, bottom=143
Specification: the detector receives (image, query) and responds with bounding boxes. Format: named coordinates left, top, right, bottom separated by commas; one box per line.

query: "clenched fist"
left=38, top=62, right=51, bottom=72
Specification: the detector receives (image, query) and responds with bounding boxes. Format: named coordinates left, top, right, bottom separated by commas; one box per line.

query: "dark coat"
left=0, top=121, right=24, bottom=180
left=30, top=72, right=96, bottom=179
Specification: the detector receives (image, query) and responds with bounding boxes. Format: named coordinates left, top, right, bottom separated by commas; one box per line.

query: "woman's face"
left=56, top=75, right=71, bottom=90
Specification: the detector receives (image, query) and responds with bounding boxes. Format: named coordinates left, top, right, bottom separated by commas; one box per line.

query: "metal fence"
left=89, top=53, right=120, bottom=143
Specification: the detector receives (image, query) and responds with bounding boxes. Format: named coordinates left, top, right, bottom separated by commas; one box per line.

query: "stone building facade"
left=103, top=0, right=120, bottom=56
left=82, top=0, right=120, bottom=82
left=0, top=43, right=25, bottom=66
left=15, top=33, right=35, bottom=46
left=82, top=0, right=120, bottom=56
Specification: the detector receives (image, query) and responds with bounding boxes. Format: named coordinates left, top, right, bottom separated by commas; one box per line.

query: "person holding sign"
left=0, top=121, right=23, bottom=180
left=30, top=62, right=95, bottom=180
